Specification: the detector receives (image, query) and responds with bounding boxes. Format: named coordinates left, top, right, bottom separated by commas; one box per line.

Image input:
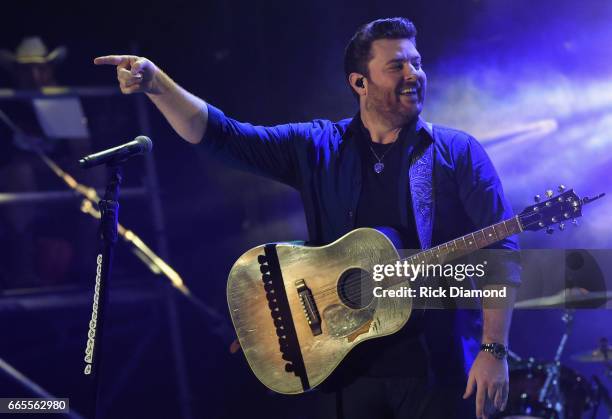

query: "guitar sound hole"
left=337, top=268, right=374, bottom=309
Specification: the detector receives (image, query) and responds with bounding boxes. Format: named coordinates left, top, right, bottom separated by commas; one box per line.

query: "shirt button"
left=348, top=210, right=353, bottom=218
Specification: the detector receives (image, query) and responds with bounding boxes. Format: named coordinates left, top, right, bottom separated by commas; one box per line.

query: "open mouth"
left=399, top=86, right=420, bottom=103
left=398, top=86, right=420, bottom=101
left=399, top=87, right=418, bottom=95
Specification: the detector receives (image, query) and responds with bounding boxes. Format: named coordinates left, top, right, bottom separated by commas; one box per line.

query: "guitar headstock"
left=518, top=186, right=604, bottom=233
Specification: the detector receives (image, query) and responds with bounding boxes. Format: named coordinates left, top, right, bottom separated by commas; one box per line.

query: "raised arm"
left=94, top=55, right=208, bottom=144
left=94, top=54, right=317, bottom=188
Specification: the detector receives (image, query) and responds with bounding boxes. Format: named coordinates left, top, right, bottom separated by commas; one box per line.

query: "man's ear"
left=349, top=73, right=367, bottom=95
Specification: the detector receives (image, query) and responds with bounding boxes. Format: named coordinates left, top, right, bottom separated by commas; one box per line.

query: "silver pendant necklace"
left=369, top=140, right=398, bottom=174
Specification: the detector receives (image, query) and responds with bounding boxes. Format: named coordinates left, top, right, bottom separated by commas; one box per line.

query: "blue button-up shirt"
left=202, top=104, right=519, bottom=260
left=201, top=104, right=521, bottom=381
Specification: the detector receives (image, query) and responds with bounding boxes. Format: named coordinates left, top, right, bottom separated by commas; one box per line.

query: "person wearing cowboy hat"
left=0, top=37, right=90, bottom=290
left=0, top=37, right=67, bottom=88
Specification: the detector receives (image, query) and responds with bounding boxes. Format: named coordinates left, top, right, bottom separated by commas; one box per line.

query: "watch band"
left=480, top=343, right=508, bottom=360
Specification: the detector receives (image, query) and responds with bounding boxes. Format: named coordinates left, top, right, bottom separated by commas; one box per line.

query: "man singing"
left=95, top=17, right=520, bottom=419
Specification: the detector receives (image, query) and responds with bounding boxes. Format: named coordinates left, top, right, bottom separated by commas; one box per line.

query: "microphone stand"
left=0, top=111, right=230, bottom=333
left=84, top=162, right=123, bottom=419
left=39, top=153, right=232, bottom=338
left=0, top=111, right=234, bottom=416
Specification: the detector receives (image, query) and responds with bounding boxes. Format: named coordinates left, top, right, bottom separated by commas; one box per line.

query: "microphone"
left=79, top=136, right=153, bottom=168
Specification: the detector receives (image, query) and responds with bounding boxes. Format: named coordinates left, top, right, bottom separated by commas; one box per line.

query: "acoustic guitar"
left=226, top=188, right=603, bottom=394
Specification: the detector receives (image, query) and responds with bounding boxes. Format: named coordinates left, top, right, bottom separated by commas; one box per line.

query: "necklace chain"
left=369, top=140, right=398, bottom=174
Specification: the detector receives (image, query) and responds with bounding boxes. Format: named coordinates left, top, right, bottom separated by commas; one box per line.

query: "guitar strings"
left=229, top=212, right=562, bottom=308
left=230, top=230, right=491, bottom=303
left=305, top=213, right=551, bottom=304
left=311, top=244, right=483, bottom=302
left=312, top=225, right=513, bottom=301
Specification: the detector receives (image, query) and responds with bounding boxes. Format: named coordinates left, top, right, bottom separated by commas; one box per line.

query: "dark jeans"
left=304, top=376, right=474, bottom=419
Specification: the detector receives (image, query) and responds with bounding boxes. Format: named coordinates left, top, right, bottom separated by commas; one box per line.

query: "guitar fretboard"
left=401, top=216, right=522, bottom=266
left=379, top=216, right=522, bottom=289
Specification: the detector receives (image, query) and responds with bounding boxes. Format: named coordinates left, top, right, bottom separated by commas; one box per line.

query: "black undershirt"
left=325, top=118, right=428, bottom=383
left=354, top=122, right=420, bottom=251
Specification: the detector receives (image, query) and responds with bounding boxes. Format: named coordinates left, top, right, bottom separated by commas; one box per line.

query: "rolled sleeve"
left=200, top=104, right=307, bottom=188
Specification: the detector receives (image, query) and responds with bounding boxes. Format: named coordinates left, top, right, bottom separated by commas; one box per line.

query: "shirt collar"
left=415, top=117, right=433, bottom=140
left=347, top=112, right=434, bottom=142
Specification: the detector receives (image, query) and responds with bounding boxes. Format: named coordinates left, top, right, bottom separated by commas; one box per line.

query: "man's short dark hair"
left=344, top=17, right=417, bottom=94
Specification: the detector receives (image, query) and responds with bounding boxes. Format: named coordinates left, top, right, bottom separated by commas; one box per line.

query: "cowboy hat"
left=0, top=37, right=67, bottom=68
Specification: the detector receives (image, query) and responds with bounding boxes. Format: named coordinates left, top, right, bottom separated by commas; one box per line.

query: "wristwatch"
left=480, top=343, right=508, bottom=360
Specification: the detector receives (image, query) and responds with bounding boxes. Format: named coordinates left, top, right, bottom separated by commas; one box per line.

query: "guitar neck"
left=400, top=216, right=523, bottom=266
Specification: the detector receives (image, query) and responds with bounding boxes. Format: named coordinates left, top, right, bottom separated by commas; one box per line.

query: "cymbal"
left=515, top=287, right=612, bottom=308
left=571, top=348, right=610, bottom=363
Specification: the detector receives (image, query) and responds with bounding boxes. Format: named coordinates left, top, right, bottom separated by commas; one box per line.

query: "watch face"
left=481, top=343, right=508, bottom=359
left=492, top=344, right=507, bottom=359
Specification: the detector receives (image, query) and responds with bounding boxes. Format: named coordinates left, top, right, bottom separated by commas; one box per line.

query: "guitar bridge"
left=295, top=279, right=322, bottom=336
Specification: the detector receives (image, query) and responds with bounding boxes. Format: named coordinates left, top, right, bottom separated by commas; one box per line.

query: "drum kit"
left=497, top=289, right=612, bottom=419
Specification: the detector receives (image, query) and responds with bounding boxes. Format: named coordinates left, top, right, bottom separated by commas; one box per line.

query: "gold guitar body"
left=226, top=188, right=596, bottom=394
left=226, top=228, right=412, bottom=394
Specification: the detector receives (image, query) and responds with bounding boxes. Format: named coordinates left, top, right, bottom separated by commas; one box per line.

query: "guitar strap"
left=409, top=122, right=435, bottom=251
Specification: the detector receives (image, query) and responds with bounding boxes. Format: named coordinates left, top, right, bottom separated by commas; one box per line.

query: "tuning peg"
left=558, top=185, right=566, bottom=192
left=572, top=219, right=579, bottom=226
left=545, top=189, right=554, bottom=198
left=546, top=227, right=554, bottom=234
left=558, top=223, right=565, bottom=231
left=534, top=194, right=541, bottom=203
